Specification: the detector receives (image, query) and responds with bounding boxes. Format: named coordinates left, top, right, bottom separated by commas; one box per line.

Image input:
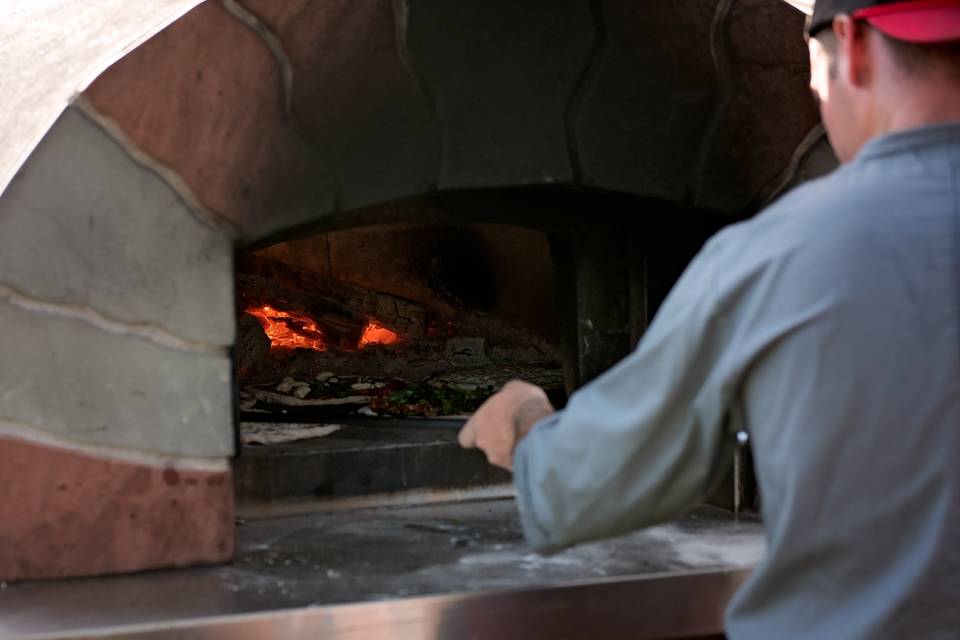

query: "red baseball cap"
left=808, top=0, right=960, bottom=42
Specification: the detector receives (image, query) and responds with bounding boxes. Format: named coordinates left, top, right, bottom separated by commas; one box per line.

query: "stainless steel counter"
left=0, top=499, right=765, bottom=639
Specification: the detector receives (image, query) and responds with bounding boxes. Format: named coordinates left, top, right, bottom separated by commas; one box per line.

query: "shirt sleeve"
left=512, top=232, right=741, bottom=553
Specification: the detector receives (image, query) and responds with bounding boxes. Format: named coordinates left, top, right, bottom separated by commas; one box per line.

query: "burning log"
left=237, top=313, right=272, bottom=377
left=359, top=322, right=400, bottom=347
left=237, top=256, right=428, bottom=339
left=237, top=273, right=369, bottom=350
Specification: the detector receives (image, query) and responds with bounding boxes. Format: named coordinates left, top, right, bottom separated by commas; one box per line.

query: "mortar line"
left=687, top=0, right=736, bottom=206
left=390, top=0, right=443, bottom=192
left=753, top=123, right=829, bottom=207
left=218, top=0, right=345, bottom=213
left=565, top=0, right=608, bottom=183
left=73, top=97, right=239, bottom=238
left=0, top=281, right=228, bottom=356
left=0, top=419, right=230, bottom=472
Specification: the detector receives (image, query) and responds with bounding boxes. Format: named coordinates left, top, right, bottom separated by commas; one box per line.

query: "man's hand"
left=458, top=380, right=555, bottom=471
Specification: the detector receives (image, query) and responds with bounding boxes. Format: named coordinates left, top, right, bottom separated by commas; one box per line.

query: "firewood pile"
left=238, top=273, right=422, bottom=348
left=238, top=255, right=427, bottom=340
left=235, top=256, right=564, bottom=420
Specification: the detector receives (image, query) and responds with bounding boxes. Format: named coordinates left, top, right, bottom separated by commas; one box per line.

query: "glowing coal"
left=359, top=321, right=399, bottom=347
left=246, top=305, right=327, bottom=351
left=246, top=305, right=399, bottom=351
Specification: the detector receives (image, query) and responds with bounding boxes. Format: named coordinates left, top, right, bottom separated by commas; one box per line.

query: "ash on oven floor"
left=0, top=499, right=764, bottom=638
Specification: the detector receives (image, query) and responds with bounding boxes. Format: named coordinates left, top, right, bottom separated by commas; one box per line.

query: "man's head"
left=808, top=0, right=960, bottom=162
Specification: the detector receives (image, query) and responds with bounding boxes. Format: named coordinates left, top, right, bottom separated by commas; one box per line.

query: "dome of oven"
left=3, top=0, right=834, bottom=244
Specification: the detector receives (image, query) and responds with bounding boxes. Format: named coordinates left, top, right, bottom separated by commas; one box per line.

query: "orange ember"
left=359, top=321, right=399, bottom=347
left=246, top=305, right=326, bottom=351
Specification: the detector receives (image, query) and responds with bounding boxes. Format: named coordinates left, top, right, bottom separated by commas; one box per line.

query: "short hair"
left=879, top=32, right=960, bottom=80
left=814, top=22, right=960, bottom=81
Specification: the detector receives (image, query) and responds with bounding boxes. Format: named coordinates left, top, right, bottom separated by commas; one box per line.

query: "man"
left=458, top=1, right=960, bottom=637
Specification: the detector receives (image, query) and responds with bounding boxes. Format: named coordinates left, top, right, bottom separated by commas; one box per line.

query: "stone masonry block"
left=406, top=0, right=594, bottom=189
left=0, top=106, right=233, bottom=348
left=0, top=300, right=233, bottom=457
left=693, top=0, right=820, bottom=210
left=575, top=0, right=718, bottom=201
left=83, top=1, right=338, bottom=241
left=238, top=0, right=439, bottom=212
left=0, top=435, right=233, bottom=582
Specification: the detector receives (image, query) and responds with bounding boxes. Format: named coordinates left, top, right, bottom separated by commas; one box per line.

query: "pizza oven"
left=0, top=0, right=831, bottom=604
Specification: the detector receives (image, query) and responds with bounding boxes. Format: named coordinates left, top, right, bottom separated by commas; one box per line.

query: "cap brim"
left=864, top=8, right=960, bottom=43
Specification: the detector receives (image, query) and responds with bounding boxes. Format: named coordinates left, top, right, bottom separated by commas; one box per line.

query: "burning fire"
left=359, top=321, right=399, bottom=347
left=246, top=305, right=399, bottom=351
left=246, top=305, right=327, bottom=351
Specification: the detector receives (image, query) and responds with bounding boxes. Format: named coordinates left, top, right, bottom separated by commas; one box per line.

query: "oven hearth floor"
left=234, top=422, right=512, bottom=510
left=0, top=499, right=764, bottom=638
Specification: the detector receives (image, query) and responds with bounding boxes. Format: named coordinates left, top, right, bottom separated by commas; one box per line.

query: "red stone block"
left=0, top=435, right=234, bottom=582
left=83, top=2, right=336, bottom=239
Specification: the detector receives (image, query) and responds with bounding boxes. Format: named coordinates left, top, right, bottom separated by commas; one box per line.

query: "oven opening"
left=231, top=191, right=581, bottom=513
left=229, top=188, right=754, bottom=517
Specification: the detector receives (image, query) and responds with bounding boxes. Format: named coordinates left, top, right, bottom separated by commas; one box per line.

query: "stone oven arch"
left=0, top=0, right=833, bottom=581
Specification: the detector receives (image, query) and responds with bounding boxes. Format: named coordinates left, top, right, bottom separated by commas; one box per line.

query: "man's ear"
left=833, top=14, right=871, bottom=88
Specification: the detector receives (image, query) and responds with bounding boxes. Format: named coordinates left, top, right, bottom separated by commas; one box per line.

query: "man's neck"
left=874, top=77, right=960, bottom=137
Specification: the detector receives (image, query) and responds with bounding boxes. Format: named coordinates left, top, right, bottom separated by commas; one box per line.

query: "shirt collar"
left=857, top=122, right=960, bottom=162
